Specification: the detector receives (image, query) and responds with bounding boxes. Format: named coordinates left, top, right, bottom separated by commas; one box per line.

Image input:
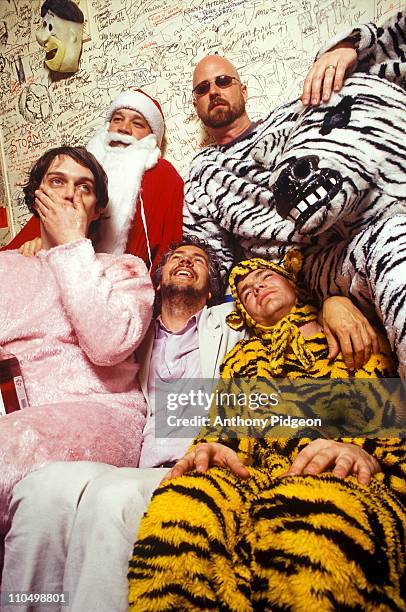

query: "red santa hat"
left=106, top=89, right=165, bottom=146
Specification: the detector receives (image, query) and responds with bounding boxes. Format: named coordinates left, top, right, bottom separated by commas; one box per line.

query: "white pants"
left=1, top=462, right=168, bottom=612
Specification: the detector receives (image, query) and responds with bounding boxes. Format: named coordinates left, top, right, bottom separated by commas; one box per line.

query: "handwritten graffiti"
left=18, top=83, right=53, bottom=123
left=0, top=0, right=402, bottom=246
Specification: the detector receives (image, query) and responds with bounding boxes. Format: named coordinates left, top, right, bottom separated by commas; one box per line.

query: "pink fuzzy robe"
left=0, top=239, right=154, bottom=534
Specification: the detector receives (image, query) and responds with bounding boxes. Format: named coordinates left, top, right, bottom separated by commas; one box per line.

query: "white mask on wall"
left=36, top=8, right=84, bottom=73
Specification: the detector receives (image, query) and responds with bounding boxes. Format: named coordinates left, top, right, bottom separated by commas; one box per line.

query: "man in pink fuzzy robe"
left=0, top=146, right=154, bottom=540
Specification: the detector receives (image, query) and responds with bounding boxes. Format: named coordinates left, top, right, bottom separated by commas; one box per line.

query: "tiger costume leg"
left=128, top=468, right=253, bottom=611
left=128, top=440, right=406, bottom=610
left=128, top=464, right=285, bottom=612
left=303, top=214, right=406, bottom=376
left=247, top=474, right=406, bottom=611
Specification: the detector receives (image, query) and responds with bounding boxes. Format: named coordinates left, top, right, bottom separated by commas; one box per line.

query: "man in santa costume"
left=4, top=89, right=183, bottom=272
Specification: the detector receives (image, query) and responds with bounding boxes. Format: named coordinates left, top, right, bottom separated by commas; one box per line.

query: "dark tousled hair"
left=152, top=236, right=225, bottom=315
left=23, top=146, right=109, bottom=217
left=40, top=0, right=84, bottom=23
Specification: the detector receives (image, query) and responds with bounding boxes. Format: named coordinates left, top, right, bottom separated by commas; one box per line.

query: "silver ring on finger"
left=326, top=65, right=336, bottom=71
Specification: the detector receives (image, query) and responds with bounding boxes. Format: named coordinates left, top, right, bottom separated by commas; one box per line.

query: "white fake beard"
left=87, top=124, right=160, bottom=254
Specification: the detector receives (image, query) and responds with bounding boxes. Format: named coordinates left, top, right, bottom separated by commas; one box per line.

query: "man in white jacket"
left=1, top=237, right=245, bottom=612
left=1, top=243, right=386, bottom=612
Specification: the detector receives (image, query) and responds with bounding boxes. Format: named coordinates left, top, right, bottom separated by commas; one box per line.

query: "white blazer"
left=136, top=302, right=247, bottom=415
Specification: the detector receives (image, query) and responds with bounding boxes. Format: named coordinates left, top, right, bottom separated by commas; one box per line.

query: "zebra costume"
left=184, top=12, right=406, bottom=374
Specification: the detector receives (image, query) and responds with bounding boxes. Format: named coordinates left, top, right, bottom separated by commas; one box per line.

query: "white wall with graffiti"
left=0, top=0, right=403, bottom=246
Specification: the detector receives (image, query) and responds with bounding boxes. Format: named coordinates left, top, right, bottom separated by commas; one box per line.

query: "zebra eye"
left=292, top=158, right=312, bottom=180
left=320, top=96, right=354, bottom=136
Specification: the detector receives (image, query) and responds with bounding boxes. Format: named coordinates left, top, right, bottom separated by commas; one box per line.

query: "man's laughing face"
left=160, top=245, right=212, bottom=303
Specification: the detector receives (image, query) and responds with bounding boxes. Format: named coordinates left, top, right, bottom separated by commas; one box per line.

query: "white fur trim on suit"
left=87, top=125, right=161, bottom=254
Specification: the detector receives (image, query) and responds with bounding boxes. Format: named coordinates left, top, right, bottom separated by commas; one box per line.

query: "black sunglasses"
left=192, top=75, right=241, bottom=97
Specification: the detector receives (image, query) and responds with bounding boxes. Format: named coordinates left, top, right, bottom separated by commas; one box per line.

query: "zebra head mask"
left=255, top=74, right=406, bottom=236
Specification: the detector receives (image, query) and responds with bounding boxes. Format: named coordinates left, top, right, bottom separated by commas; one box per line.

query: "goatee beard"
left=203, top=97, right=246, bottom=128
left=161, top=282, right=208, bottom=309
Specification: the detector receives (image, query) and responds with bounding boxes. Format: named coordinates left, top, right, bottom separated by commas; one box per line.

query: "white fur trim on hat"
left=106, top=90, right=165, bottom=146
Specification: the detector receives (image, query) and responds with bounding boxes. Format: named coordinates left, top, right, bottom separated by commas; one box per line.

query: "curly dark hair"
left=23, top=146, right=109, bottom=217
left=152, top=236, right=225, bottom=315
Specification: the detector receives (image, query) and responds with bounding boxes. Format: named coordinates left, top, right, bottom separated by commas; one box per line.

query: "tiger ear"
left=283, top=249, right=302, bottom=279
left=226, top=309, right=245, bottom=331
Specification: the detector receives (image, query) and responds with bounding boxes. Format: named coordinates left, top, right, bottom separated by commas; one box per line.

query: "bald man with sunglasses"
left=186, top=53, right=372, bottom=371
left=191, top=62, right=250, bottom=145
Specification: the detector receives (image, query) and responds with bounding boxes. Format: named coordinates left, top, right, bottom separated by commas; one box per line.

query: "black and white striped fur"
left=184, top=71, right=406, bottom=373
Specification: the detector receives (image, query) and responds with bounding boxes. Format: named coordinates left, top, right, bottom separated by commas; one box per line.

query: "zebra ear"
left=320, top=96, right=355, bottom=136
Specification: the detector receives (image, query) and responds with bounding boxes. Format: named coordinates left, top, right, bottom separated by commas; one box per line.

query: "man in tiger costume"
left=184, top=11, right=406, bottom=375
left=128, top=254, right=406, bottom=611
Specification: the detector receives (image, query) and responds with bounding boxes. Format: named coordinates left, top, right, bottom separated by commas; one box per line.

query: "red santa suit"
left=127, top=157, right=183, bottom=270
left=2, top=90, right=183, bottom=272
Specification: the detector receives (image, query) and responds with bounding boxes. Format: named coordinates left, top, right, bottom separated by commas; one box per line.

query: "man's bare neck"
left=209, top=114, right=252, bottom=145
left=39, top=227, right=52, bottom=251
left=160, top=299, right=205, bottom=332
left=298, top=320, right=323, bottom=338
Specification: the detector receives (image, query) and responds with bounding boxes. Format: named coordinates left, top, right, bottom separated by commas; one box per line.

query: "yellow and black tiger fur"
left=128, top=319, right=405, bottom=611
